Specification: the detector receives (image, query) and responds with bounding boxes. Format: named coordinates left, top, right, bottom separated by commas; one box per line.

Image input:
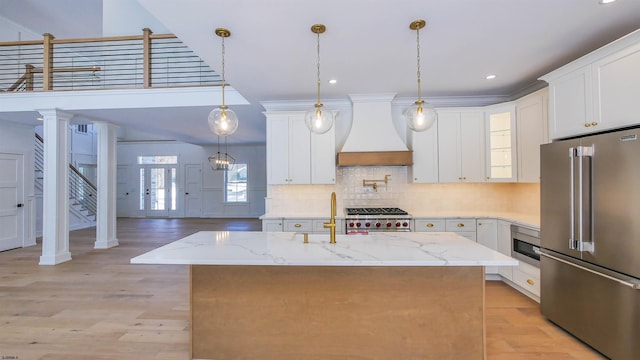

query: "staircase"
left=34, top=134, right=97, bottom=232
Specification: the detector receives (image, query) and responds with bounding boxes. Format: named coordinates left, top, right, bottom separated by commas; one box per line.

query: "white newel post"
left=39, top=109, right=72, bottom=265
left=94, top=122, right=119, bottom=249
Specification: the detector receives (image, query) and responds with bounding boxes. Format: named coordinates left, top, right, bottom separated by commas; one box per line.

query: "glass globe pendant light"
left=305, top=24, right=334, bottom=134
left=208, top=28, right=239, bottom=136
left=404, top=19, right=436, bottom=132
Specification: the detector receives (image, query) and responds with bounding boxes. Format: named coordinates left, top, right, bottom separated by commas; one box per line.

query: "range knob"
left=386, top=222, right=392, bottom=228
left=349, top=222, right=355, bottom=228
left=375, top=222, right=381, bottom=228
left=365, top=222, right=371, bottom=228
left=396, top=221, right=401, bottom=227
left=402, top=221, right=409, bottom=227
left=356, top=222, right=362, bottom=228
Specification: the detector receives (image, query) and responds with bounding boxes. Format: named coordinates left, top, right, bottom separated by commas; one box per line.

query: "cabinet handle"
left=457, top=223, right=464, bottom=227
left=294, top=224, right=302, bottom=228
left=527, top=279, right=535, bottom=285
left=591, top=122, right=598, bottom=126
left=458, top=177, right=462, bottom=180
left=463, top=177, right=467, bottom=180
left=426, top=223, right=434, bottom=228
left=584, top=123, right=591, bottom=127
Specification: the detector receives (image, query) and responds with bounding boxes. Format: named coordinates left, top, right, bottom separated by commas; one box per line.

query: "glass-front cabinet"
left=485, top=104, right=516, bottom=182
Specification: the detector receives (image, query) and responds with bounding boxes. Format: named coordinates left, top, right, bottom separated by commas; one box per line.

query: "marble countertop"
left=130, top=231, right=518, bottom=267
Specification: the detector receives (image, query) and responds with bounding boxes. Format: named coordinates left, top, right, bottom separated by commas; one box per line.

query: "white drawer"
left=513, top=266, right=540, bottom=297
left=445, top=218, right=477, bottom=232
left=283, top=219, right=313, bottom=232
left=413, top=219, right=446, bottom=232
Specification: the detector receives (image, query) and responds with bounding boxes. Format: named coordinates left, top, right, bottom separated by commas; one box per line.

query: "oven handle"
left=539, top=252, right=640, bottom=290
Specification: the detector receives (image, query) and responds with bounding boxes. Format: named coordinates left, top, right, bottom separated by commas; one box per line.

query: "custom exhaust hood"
left=337, top=94, right=412, bottom=167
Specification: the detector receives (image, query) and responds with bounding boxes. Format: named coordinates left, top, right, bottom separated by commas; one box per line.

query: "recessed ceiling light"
left=599, top=0, right=616, bottom=4
left=485, top=74, right=496, bottom=80
left=328, top=79, right=337, bottom=85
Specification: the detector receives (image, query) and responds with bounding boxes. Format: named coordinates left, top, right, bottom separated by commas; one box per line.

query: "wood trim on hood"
left=337, top=151, right=413, bottom=167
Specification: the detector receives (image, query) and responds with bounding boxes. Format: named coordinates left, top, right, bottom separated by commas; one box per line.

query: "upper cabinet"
left=541, top=30, right=640, bottom=140
left=516, top=88, right=549, bottom=183
left=485, top=103, right=516, bottom=182
left=437, top=109, right=485, bottom=183
left=409, top=120, right=439, bottom=183
left=265, top=111, right=336, bottom=185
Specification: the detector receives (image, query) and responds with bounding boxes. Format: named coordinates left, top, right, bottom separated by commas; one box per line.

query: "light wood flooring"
left=0, top=218, right=606, bottom=359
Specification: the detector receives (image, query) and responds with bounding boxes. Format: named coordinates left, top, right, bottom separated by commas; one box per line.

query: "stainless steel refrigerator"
left=540, top=127, right=640, bottom=360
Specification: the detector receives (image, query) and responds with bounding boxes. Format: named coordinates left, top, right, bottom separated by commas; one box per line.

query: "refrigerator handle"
left=569, top=147, right=577, bottom=250
left=540, top=252, right=639, bottom=289
left=577, top=145, right=594, bottom=253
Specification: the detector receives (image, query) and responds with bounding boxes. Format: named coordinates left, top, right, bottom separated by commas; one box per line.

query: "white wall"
left=0, top=119, right=36, bottom=246
left=117, top=141, right=266, bottom=218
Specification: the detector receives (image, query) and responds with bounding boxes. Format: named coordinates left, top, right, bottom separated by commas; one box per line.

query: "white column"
left=39, top=109, right=72, bottom=265
left=94, top=122, right=119, bottom=249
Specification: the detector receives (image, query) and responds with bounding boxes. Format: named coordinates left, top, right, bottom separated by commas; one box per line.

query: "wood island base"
left=190, top=265, right=486, bottom=359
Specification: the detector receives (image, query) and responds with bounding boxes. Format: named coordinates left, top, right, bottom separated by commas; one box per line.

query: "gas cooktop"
left=345, top=207, right=409, bottom=216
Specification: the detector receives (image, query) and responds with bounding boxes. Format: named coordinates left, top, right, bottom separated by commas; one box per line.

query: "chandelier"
left=209, top=136, right=236, bottom=171
left=404, top=19, right=437, bottom=132
left=304, top=24, right=334, bottom=134
left=208, top=28, right=239, bottom=136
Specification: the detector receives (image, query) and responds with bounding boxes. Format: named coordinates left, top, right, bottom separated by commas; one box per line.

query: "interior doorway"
left=0, top=153, right=24, bottom=251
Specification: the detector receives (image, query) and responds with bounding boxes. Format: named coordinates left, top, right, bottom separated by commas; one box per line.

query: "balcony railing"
left=0, top=28, right=223, bottom=92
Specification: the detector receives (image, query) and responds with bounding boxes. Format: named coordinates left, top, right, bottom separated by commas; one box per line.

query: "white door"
left=0, top=153, right=24, bottom=251
left=184, top=164, right=202, bottom=217
left=139, top=166, right=176, bottom=217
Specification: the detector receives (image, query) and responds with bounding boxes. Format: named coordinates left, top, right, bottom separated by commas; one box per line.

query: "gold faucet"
left=323, top=192, right=337, bottom=244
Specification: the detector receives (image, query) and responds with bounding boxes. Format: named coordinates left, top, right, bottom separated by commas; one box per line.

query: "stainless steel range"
left=345, top=207, right=411, bottom=234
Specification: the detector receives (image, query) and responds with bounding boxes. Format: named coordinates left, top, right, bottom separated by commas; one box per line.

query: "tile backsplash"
left=265, top=166, right=540, bottom=218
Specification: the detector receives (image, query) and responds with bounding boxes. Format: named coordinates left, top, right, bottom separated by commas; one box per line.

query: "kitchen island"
left=131, top=231, right=517, bottom=360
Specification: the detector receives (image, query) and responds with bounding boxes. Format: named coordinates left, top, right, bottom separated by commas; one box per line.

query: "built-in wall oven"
left=511, top=225, right=540, bottom=266
left=345, top=207, right=411, bottom=234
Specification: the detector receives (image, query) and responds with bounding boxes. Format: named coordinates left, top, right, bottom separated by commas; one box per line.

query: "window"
left=137, top=155, right=178, bottom=165
left=225, top=163, right=247, bottom=202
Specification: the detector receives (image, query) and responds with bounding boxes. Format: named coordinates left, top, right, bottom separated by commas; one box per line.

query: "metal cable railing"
left=1, top=29, right=222, bottom=92
left=35, top=134, right=97, bottom=218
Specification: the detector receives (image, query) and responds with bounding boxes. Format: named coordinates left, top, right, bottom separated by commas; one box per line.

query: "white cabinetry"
left=437, top=110, right=485, bottom=183
left=485, top=104, right=516, bottom=182
left=541, top=30, right=640, bottom=139
left=546, top=65, right=594, bottom=138
left=413, top=218, right=446, bottom=232
left=476, top=219, right=498, bottom=275
left=593, top=41, right=640, bottom=131
left=266, top=111, right=335, bottom=185
left=516, top=88, right=549, bottom=183
left=262, top=219, right=283, bottom=232
left=311, top=130, right=336, bottom=184
left=263, top=218, right=343, bottom=234
left=409, top=121, right=439, bottom=183
left=496, top=220, right=513, bottom=280
left=283, top=219, right=313, bottom=232
left=445, top=218, right=477, bottom=241
left=512, top=261, right=540, bottom=299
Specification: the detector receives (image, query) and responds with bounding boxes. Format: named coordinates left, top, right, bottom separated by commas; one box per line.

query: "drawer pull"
left=585, top=123, right=591, bottom=127
left=457, top=223, right=464, bottom=227
left=591, top=122, right=598, bottom=126
left=294, top=224, right=302, bottom=228
left=426, top=223, right=434, bottom=228
left=527, top=279, right=535, bottom=285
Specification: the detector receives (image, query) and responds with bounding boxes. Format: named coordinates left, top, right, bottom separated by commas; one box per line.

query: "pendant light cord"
left=221, top=35, right=226, bottom=107
left=316, top=30, right=321, bottom=105
left=416, top=26, right=422, bottom=102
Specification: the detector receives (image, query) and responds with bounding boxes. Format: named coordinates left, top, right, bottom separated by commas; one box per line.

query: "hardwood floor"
left=0, top=218, right=606, bottom=359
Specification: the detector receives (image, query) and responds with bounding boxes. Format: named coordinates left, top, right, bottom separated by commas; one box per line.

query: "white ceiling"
left=1, top=0, right=640, bottom=145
